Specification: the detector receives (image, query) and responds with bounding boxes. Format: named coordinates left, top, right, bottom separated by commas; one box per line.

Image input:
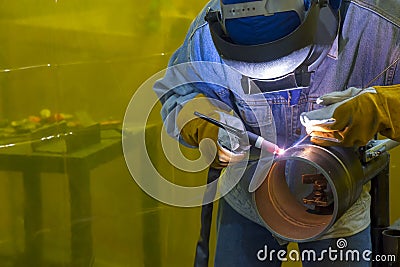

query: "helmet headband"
left=221, top=0, right=306, bottom=21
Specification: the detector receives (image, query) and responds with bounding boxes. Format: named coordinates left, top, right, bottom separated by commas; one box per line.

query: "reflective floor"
left=0, top=1, right=399, bottom=266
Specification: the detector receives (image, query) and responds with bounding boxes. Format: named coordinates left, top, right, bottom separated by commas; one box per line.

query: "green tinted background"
left=0, top=1, right=399, bottom=266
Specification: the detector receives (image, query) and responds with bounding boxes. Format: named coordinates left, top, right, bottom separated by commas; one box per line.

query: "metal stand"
left=383, top=224, right=400, bottom=267
left=371, top=161, right=390, bottom=267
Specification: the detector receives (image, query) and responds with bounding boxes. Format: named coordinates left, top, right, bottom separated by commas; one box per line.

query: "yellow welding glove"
left=177, top=94, right=247, bottom=169
left=300, top=85, right=400, bottom=147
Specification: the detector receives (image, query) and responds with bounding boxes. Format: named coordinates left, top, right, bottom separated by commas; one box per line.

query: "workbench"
left=0, top=129, right=122, bottom=266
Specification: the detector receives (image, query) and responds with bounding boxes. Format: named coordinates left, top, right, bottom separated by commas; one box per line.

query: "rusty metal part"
left=302, top=173, right=332, bottom=207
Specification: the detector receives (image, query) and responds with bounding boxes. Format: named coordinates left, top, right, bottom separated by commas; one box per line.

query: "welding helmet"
left=205, top=0, right=341, bottom=86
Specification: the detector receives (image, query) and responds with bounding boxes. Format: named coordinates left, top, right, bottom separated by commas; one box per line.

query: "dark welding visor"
left=205, top=1, right=339, bottom=64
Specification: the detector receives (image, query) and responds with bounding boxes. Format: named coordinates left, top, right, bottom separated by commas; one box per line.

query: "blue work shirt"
left=154, top=0, right=400, bottom=240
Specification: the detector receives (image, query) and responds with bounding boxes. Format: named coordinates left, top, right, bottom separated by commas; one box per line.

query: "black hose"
left=194, top=167, right=222, bottom=267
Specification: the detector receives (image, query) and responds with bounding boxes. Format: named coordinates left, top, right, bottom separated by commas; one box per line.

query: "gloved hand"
left=300, top=85, right=400, bottom=147
left=177, top=94, right=248, bottom=169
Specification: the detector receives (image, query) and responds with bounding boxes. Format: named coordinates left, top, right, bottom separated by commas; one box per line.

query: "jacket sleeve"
left=153, top=0, right=235, bottom=145
left=153, top=38, right=204, bottom=145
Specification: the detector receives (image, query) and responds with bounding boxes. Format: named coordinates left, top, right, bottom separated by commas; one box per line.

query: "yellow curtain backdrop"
left=0, top=1, right=398, bottom=266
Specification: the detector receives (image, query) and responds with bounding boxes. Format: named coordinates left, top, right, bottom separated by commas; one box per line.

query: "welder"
left=153, top=0, right=400, bottom=266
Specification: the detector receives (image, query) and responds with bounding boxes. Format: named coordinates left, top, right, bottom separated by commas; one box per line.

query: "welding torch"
left=194, top=111, right=283, bottom=155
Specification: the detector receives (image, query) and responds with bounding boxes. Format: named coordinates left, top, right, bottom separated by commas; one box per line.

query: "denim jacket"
left=154, top=0, right=400, bottom=240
